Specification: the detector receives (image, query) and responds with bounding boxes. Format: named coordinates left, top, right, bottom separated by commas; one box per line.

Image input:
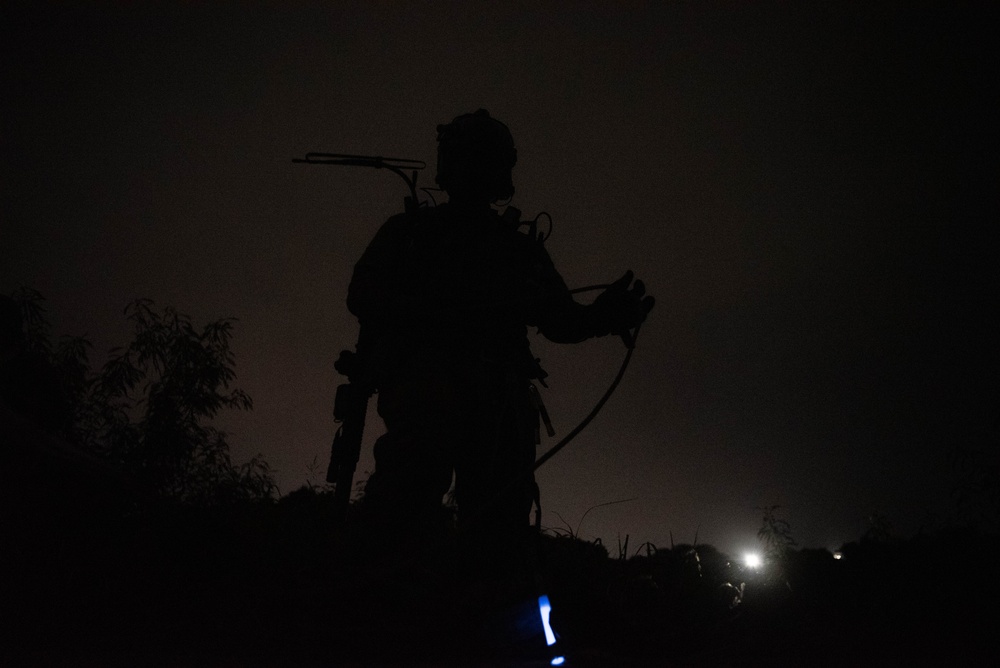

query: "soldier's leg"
left=450, top=375, right=562, bottom=659
left=454, top=375, right=538, bottom=578
left=363, top=354, right=464, bottom=534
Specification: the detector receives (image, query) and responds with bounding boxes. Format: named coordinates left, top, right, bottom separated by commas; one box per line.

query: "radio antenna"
left=292, top=153, right=427, bottom=214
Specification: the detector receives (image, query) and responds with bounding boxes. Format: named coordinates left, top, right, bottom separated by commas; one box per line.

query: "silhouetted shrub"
left=757, top=504, right=797, bottom=561
left=4, top=291, right=276, bottom=506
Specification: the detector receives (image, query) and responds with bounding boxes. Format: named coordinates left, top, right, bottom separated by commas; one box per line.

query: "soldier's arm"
left=527, top=244, right=653, bottom=343
left=524, top=243, right=598, bottom=344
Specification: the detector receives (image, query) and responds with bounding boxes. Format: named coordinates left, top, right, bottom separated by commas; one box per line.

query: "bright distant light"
left=551, top=657, right=566, bottom=666
left=744, top=553, right=762, bottom=569
left=833, top=551, right=843, bottom=560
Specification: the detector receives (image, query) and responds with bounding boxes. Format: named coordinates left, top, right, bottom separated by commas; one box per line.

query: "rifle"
left=326, top=350, right=372, bottom=525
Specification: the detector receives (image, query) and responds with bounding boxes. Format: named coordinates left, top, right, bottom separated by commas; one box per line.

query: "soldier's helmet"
left=436, top=109, right=517, bottom=203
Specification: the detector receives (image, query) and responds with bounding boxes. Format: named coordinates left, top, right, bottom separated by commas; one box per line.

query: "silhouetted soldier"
left=347, top=109, right=652, bottom=594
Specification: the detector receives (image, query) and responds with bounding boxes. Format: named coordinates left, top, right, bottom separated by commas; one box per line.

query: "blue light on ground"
left=538, top=595, right=557, bottom=646
left=538, top=594, right=565, bottom=665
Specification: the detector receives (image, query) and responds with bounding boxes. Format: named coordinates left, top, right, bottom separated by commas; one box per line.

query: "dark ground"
left=2, top=405, right=997, bottom=666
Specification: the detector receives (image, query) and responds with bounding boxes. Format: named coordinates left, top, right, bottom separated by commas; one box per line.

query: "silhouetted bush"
left=3, top=290, right=276, bottom=506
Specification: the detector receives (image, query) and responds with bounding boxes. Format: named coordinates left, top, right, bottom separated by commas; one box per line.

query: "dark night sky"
left=2, top=2, right=996, bottom=555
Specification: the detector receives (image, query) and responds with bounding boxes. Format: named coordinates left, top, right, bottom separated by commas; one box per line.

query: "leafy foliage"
left=10, top=291, right=275, bottom=505
left=12, top=286, right=54, bottom=356
left=757, top=504, right=797, bottom=561
left=6, top=287, right=91, bottom=434
left=84, top=299, right=275, bottom=504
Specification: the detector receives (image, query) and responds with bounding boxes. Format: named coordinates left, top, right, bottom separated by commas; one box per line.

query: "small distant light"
left=744, top=553, right=762, bottom=569
left=551, top=657, right=566, bottom=666
left=833, top=551, right=843, bottom=560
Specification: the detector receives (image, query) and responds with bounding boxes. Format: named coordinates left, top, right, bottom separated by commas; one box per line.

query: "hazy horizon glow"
left=2, top=2, right=996, bottom=556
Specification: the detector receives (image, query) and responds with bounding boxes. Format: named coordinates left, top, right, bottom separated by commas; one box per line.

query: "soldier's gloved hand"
left=591, top=270, right=655, bottom=337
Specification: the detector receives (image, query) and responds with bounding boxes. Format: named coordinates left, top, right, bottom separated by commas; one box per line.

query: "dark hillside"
left=3, top=424, right=996, bottom=667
